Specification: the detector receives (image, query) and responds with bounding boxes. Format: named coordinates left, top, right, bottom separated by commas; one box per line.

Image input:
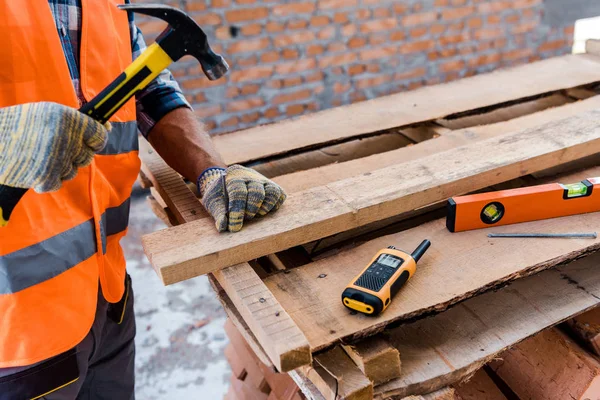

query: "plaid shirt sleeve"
left=128, top=11, right=192, bottom=137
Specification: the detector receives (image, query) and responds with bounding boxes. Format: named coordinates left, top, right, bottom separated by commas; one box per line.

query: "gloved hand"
left=0, top=102, right=109, bottom=193
left=198, top=165, right=287, bottom=232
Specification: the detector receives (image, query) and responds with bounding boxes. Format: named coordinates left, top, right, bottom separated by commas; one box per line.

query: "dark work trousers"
left=0, top=275, right=136, bottom=400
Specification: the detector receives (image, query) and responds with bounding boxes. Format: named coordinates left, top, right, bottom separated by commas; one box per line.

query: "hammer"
left=0, top=3, right=228, bottom=226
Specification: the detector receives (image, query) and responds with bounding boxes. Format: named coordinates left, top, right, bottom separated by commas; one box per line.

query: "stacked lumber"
left=139, top=52, right=600, bottom=399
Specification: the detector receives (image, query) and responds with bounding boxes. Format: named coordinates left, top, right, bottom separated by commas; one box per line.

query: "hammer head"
left=118, top=3, right=229, bottom=80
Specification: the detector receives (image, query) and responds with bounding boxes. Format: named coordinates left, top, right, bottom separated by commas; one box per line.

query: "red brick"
left=468, top=17, right=483, bottom=28
left=333, top=82, right=351, bottom=93
left=215, top=26, right=231, bottom=40
left=502, top=48, right=533, bottom=61
left=194, top=104, right=222, bottom=118
left=366, top=64, right=380, bottom=73
left=274, top=31, right=316, bottom=46
left=226, top=96, right=264, bottom=112
left=306, top=102, right=319, bottom=112
left=459, top=45, right=476, bottom=56
left=393, top=3, right=408, bottom=14
left=401, top=39, right=435, bottom=53
left=273, top=89, right=312, bottom=105
left=266, top=21, right=284, bottom=33
left=348, top=37, right=367, bottom=48
left=212, top=0, right=231, bottom=7
left=319, top=0, right=358, bottom=9
left=226, top=87, right=240, bottom=98
left=342, top=24, right=357, bottom=36
left=539, top=40, right=567, bottom=53
left=408, top=81, right=424, bottom=90
left=331, top=98, right=344, bottom=107
left=267, top=79, right=282, bottom=89
left=410, top=27, right=428, bottom=37
left=203, top=119, right=217, bottom=131
left=334, top=12, right=349, bottom=23
left=430, top=24, right=446, bottom=35
left=282, top=48, right=299, bottom=59
left=440, top=33, right=468, bottom=46
left=360, top=45, right=397, bottom=60
left=513, top=0, right=541, bottom=8
left=348, top=64, right=366, bottom=75
left=237, top=0, right=258, bottom=4
left=328, top=42, right=346, bottom=52
left=369, top=34, right=387, bottom=46
left=241, top=84, right=260, bottom=95
left=264, top=108, right=279, bottom=119
left=522, top=8, right=536, bottom=18
left=478, top=1, right=511, bottom=13
left=241, top=24, right=262, bottom=36
left=355, top=9, right=371, bottom=19
left=403, top=11, right=438, bottom=26
left=260, top=51, right=279, bottom=63
left=435, top=0, right=448, bottom=5
left=360, top=18, right=397, bottom=33
left=228, top=37, right=270, bottom=54
left=286, top=104, right=305, bottom=116
left=230, top=65, right=273, bottom=82
left=283, top=76, right=303, bottom=87
left=221, top=116, right=239, bottom=128
left=373, top=7, right=391, bottom=18
left=318, top=26, right=336, bottom=39
left=356, top=75, right=389, bottom=89
left=468, top=53, right=501, bottom=67
left=225, top=8, right=268, bottom=23
left=505, top=14, right=520, bottom=24
left=186, top=2, right=207, bottom=11
left=440, top=59, right=465, bottom=72
left=451, top=0, right=467, bottom=4
left=442, top=6, right=475, bottom=20
left=564, top=25, right=575, bottom=35
left=307, top=45, right=325, bottom=56
left=305, top=71, right=324, bottom=82
left=511, top=20, right=538, bottom=34
left=193, top=13, right=222, bottom=26
left=394, top=67, right=426, bottom=80
left=350, top=91, right=367, bottom=103
left=193, top=92, right=207, bottom=103
left=413, top=3, right=423, bottom=12
left=274, top=2, right=316, bottom=16
left=240, top=111, right=261, bottom=124
left=275, top=59, right=317, bottom=75
left=181, top=76, right=224, bottom=90
left=311, top=16, right=330, bottom=26
left=474, top=27, right=504, bottom=40
left=487, top=15, right=501, bottom=24
left=390, top=31, right=406, bottom=41
left=319, top=53, right=357, bottom=68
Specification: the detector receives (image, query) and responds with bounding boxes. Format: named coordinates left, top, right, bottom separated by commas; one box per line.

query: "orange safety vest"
left=0, top=0, right=139, bottom=367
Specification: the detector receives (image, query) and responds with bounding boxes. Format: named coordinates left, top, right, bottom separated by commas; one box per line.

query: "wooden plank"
left=274, top=94, right=600, bottom=193
left=372, top=252, right=600, bottom=398
left=399, top=123, right=450, bottom=143
left=250, top=132, right=413, bottom=179
left=341, top=336, right=401, bottom=385
left=139, top=139, right=311, bottom=372
left=143, top=110, right=600, bottom=282
left=586, top=39, right=600, bottom=56
left=567, top=306, right=600, bottom=356
left=214, top=265, right=312, bottom=372
left=489, top=328, right=600, bottom=400
left=452, top=368, right=507, bottom=400
left=289, top=371, right=326, bottom=400
left=300, top=346, right=373, bottom=400
left=213, top=54, right=600, bottom=165
left=401, top=388, right=458, bottom=400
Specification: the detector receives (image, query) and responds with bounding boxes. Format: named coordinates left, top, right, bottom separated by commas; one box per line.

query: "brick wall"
left=135, top=0, right=575, bottom=134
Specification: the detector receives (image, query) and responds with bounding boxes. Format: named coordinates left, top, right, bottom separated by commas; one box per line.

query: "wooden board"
left=587, top=39, right=600, bottom=56
left=452, top=369, right=507, bottom=400
left=138, top=139, right=311, bottom=372
left=489, top=328, right=600, bottom=400
left=212, top=54, right=600, bottom=165
left=371, top=252, right=600, bottom=398
left=274, top=94, right=600, bottom=193
left=401, top=388, right=458, bottom=400
left=341, top=336, right=401, bottom=386
left=142, top=110, right=600, bottom=282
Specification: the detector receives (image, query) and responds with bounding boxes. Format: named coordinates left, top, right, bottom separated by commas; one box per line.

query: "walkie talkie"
left=342, top=240, right=431, bottom=316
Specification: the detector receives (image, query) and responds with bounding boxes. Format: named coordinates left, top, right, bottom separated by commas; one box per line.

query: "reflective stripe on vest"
left=0, top=198, right=130, bottom=295
left=97, top=122, right=139, bottom=155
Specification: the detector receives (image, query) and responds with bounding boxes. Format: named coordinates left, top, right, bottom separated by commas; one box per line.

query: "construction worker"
left=0, top=1, right=286, bottom=399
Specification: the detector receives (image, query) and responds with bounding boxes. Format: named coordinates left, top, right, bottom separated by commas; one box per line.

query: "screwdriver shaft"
left=488, top=232, right=597, bottom=239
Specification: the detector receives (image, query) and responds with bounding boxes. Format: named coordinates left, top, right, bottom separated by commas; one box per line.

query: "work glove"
left=0, top=102, right=109, bottom=193
left=198, top=165, right=287, bottom=232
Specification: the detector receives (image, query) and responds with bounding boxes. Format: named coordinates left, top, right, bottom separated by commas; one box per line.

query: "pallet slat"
left=452, top=369, right=507, bottom=400
left=341, top=336, right=401, bottom=385
left=567, top=307, right=600, bottom=356
left=213, top=54, right=600, bottom=165
left=143, top=110, right=600, bottom=282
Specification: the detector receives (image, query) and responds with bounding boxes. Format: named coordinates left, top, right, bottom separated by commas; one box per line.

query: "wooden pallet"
left=139, top=52, right=600, bottom=398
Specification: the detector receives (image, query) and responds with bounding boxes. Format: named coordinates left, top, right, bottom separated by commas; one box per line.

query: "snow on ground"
left=121, top=187, right=230, bottom=399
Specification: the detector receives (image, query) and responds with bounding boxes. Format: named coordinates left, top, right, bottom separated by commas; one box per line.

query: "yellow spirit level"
left=446, top=177, right=600, bottom=233
left=342, top=240, right=431, bottom=316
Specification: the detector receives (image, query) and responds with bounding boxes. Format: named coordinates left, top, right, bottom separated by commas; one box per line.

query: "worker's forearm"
left=147, top=107, right=226, bottom=182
